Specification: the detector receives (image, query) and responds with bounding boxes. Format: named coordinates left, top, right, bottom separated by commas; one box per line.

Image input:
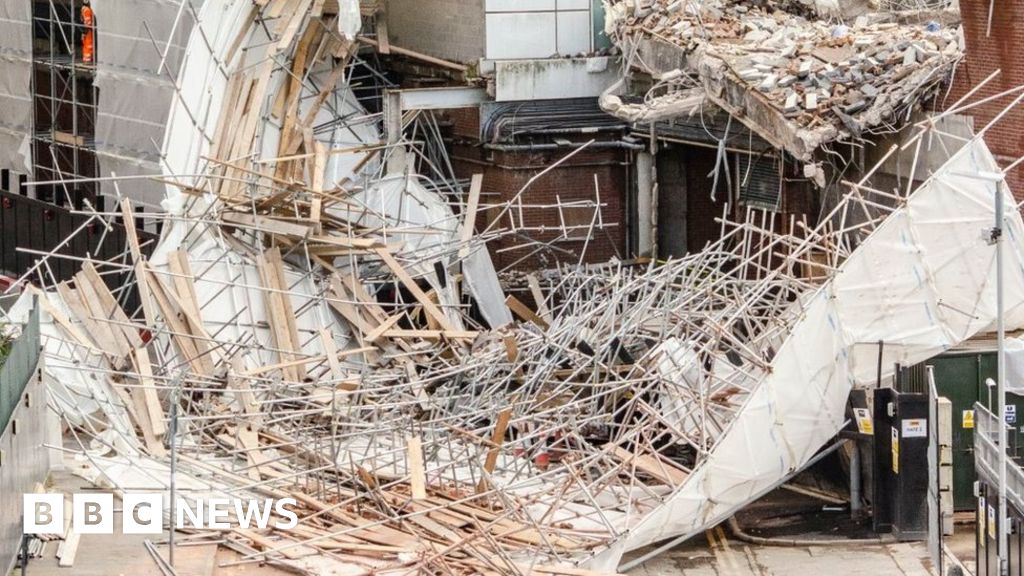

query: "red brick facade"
left=948, top=0, right=1024, bottom=197
left=447, top=109, right=629, bottom=271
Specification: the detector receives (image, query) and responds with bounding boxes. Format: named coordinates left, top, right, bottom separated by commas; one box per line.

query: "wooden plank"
left=237, top=424, right=269, bottom=481
left=505, top=294, right=550, bottom=330
left=383, top=329, right=478, bottom=340
left=29, top=286, right=98, bottom=353
left=310, top=141, right=327, bottom=229
left=502, top=334, right=519, bottom=363
left=167, top=250, right=203, bottom=325
left=120, top=200, right=159, bottom=327
left=374, top=3, right=391, bottom=54
left=57, top=529, right=79, bottom=567
left=476, top=408, right=512, bottom=494
left=326, top=277, right=375, bottom=337
left=526, top=273, right=553, bottom=323
left=80, top=261, right=144, bottom=350
left=277, top=17, right=321, bottom=172
left=233, top=528, right=307, bottom=559
left=227, top=358, right=260, bottom=419
left=275, top=0, right=313, bottom=53
left=357, top=36, right=467, bottom=72
left=53, top=130, right=84, bottom=146
left=407, top=435, right=427, bottom=500
left=240, top=348, right=370, bottom=380
left=223, top=212, right=313, bottom=237
left=133, top=347, right=165, bottom=437
left=319, top=328, right=344, bottom=381
left=128, top=380, right=168, bottom=458
left=374, top=248, right=455, bottom=332
left=603, top=443, right=689, bottom=486
left=143, top=264, right=210, bottom=376
left=311, top=234, right=384, bottom=249
left=56, top=281, right=123, bottom=358
left=120, top=198, right=143, bottom=262
left=336, top=272, right=389, bottom=324
left=258, top=248, right=304, bottom=381
left=364, top=313, right=403, bottom=344
left=458, top=174, right=483, bottom=260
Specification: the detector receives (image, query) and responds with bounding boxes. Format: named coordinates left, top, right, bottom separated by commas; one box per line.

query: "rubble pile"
left=604, top=0, right=962, bottom=156
left=3, top=1, right=1021, bottom=575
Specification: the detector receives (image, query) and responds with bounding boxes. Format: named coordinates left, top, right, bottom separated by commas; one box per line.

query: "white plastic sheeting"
left=91, top=0, right=203, bottom=208
left=160, top=0, right=254, bottom=211
left=337, top=0, right=361, bottom=41
left=1006, top=338, right=1024, bottom=393
left=589, top=137, right=1024, bottom=569
left=0, top=1, right=32, bottom=172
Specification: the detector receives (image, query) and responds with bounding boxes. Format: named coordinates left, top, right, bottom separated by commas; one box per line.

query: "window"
left=734, top=153, right=781, bottom=211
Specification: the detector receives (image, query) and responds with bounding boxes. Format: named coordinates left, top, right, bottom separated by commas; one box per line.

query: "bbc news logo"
left=24, top=494, right=299, bottom=534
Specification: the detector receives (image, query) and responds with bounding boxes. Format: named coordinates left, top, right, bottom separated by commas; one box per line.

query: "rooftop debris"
left=2, top=1, right=1023, bottom=575
left=601, top=0, right=963, bottom=160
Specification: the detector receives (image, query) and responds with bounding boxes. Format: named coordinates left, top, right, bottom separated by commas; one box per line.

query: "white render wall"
left=485, top=0, right=596, bottom=60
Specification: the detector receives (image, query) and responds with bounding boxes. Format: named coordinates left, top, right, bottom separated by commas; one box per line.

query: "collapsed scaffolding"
left=4, top=1, right=1024, bottom=575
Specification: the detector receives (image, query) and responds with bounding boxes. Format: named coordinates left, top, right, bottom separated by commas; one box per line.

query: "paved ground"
left=624, top=529, right=935, bottom=575
left=622, top=487, right=978, bottom=576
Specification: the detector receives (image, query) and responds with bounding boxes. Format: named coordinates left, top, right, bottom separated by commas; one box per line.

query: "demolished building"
left=600, top=0, right=965, bottom=259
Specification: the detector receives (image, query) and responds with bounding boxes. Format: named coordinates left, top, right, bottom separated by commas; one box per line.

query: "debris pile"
left=602, top=0, right=962, bottom=158
left=3, top=1, right=1022, bottom=575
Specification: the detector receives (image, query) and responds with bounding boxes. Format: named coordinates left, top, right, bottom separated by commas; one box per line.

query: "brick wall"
left=387, top=0, right=486, bottom=64
left=451, top=143, right=629, bottom=271
left=449, top=107, right=481, bottom=141
left=947, top=0, right=1024, bottom=196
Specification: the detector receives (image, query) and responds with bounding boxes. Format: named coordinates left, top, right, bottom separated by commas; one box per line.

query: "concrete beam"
left=398, top=87, right=490, bottom=110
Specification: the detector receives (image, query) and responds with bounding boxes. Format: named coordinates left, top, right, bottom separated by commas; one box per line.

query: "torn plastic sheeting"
left=337, top=0, right=361, bottom=41
left=0, top=0, right=33, bottom=172
left=588, top=137, right=1024, bottom=569
left=462, top=241, right=513, bottom=329
left=346, top=175, right=460, bottom=272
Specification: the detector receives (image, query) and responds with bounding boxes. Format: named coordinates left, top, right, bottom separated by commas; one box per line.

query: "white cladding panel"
left=484, top=1, right=593, bottom=59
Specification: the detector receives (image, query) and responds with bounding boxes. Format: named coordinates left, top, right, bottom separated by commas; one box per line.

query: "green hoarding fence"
left=925, top=350, right=1024, bottom=511
left=0, top=299, right=40, bottom=434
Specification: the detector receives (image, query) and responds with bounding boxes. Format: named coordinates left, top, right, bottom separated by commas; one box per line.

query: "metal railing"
left=975, top=402, right=1024, bottom=514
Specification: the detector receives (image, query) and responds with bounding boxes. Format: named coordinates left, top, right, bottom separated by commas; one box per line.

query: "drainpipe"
left=636, top=151, right=654, bottom=257
left=482, top=140, right=645, bottom=152
left=850, top=442, right=863, bottom=518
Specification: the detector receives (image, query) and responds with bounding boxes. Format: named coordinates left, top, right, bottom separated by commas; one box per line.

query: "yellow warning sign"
left=854, top=408, right=873, bottom=435
left=891, top=427, right=899, bottom=474
left=979, top=497, right=986, bottom=542
left=963, top=410, right=975, bottom=429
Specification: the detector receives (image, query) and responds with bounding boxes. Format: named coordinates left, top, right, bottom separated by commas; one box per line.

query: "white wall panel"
left=557, top=0, right=590, bottom=9
left=486, top=13, right=557, bottom=60
left=557, top=11, right=591, bottom=55
left=486, top=0, right=554, bottom=11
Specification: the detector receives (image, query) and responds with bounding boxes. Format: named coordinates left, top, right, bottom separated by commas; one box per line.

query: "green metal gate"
left=926, top=350, right=1024, bottom=511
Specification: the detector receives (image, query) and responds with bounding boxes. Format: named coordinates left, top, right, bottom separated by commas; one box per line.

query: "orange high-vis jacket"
left=81, top=6, right=94, bottom=63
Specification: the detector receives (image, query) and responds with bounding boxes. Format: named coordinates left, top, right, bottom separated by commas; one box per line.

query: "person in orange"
left=81, top=0, right=95, bottom=64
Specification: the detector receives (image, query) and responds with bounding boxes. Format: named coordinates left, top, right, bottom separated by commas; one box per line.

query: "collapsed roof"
left=601, top=0, right=963, bottom=160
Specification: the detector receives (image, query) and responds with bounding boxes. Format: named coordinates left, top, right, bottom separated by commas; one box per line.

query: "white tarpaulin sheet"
left=0, top=1, right=32, bottom=172
left=590, top=137, right=1024, bottom=568
left=91, top=0, right=203, bottom=208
